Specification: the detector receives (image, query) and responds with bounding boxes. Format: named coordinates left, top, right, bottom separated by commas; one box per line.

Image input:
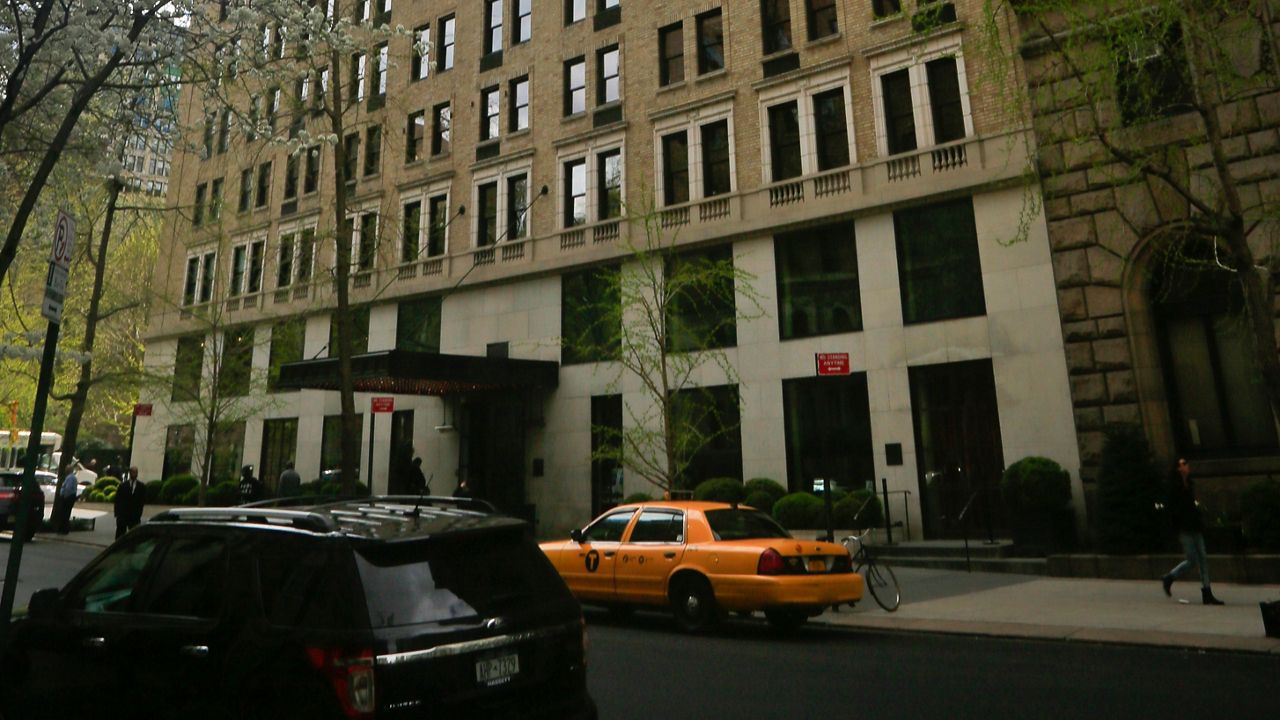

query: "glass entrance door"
left=462, top=395, right=527, bottom=518
left=909, top=360, right=1006, bottom=539
left=259, top=418, right=298, bottom=495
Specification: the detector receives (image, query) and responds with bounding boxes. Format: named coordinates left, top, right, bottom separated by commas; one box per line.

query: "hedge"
left=833, top=490, right=883, bottom=530
left=693, top=478, right=745, bottom=504
left=743, top=478, right=785, bottom=513
left=772, top=492, right=824, bottom=529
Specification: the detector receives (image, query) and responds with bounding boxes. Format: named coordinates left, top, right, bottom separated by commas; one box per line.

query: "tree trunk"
left=56, top=178, right=123, bottom=484
left=328, top=50, right=361, bottom=496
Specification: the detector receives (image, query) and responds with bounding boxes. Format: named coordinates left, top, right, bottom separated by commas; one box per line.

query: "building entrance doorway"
left=461, top=394, right=528, bottom=519
left=909, top=359, right=1006, bottom=539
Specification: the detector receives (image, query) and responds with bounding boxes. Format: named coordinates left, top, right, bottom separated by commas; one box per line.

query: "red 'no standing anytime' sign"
left=815, top=353, right=850, bottom=376
left=371, top=397, right=395, bottom=413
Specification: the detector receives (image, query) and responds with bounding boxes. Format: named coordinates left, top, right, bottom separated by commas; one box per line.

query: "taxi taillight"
left=305, top=645, right=376, bottom=719
left=757, top=548, right=785, bottom=575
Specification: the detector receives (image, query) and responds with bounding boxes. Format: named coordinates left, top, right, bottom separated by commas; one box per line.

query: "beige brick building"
left=135, top=0, right=1080, bottom=538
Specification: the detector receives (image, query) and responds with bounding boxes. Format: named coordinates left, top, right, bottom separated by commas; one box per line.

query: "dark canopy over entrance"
left=275, top=349, right=559, bottom=395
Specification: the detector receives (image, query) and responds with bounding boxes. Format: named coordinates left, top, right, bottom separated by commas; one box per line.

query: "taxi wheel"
left=670, top=576, right=718, bottom=633
left=763, top=608, right=807, bottom=632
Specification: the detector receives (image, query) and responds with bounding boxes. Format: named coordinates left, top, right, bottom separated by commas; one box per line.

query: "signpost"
left=815, top=352, right=850, bottom=376
left=1, top=210, right=76, bottom=636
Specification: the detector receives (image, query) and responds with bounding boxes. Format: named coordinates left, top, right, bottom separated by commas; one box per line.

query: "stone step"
left=872, top=540, right=1018, bottom=560
left=881, top=555, right=1048, bottom=576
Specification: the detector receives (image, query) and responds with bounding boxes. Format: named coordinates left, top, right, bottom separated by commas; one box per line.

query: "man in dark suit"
left=113, top=466, right=146, bottom=539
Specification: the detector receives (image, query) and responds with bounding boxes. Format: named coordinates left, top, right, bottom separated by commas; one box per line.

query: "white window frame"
left=398, top=177, right=451, bottom=263
left=348, top=203, right=380, bottom=273
left=277, top=220, right=319, bottom=289
left=652, top=97, right=736, bottom=206
left=556, top=129, right=625, bottom=229
left=471, top=159, right=534, bottom=248
left=355, top=53, right=368, bottom=102
left=375, top=44, right=389, bottom=96
left=868, top=31, right=973, bottom=157
left=228, top=236, right=266, bottom=297
left=183, top=250, right=218, bottom=306
left=756, top=65, right=854, bottom=184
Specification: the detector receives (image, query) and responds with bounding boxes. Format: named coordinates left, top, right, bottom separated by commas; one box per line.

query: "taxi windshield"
left=705, top=509, right=791, bottom=541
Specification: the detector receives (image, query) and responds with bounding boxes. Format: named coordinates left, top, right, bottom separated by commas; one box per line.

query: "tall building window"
left=432, top=103, right=451, bottom=155
left=277, top=232, right=295, bottom=288
left=238, top=168, right=252, bottom=212
left=406, top=111, right=425, bottom=162
left=659, top=22, right=684, bottom=86
left=350, top=52, right=366, bottom=102
left=881, top=68, right=916, bottom=155
left=208, top=179, right=223, bottom=222
left=296, top=228, right=315, bottom=282
left=363, top=125, right=381, bottom=176
left=894, top=197, right=985, bottom=324
left=247, top=239, right=264, bottom=294
left=926, top=57, right=965, bottom=144
left=761, top=0, right=792, bottom=55
left=598, top=149, right=622, bottom=219
left=701, top=120, right=732, bottom=196
left=561, top=265, right=621, bottom=365
left=373, top=44, right=388, bottom=99
left=662, top=131, right=689, bottom=206
left=411, top=24, right=430, bottom=80
left=566, top=0, right=586, bottom=24
left=507, top=174, right=529, bottom=239
left=357, top=212, right=378, bottom=271
left=767, top=101, right=802, bottom=181
left=283, top=153, right=299, bottom=199
left=873, top=0, right=902, bottom=18
left=480, top=86, right=500, bottom=141
left=328, top=306, right=370, bottom=357
left=427, top=194, right=448, bottom=256
left=696, top=8, right=724, bottom=75
left=172, top=336, right=204, bottom=401
left=216, top=109, right=230, bottom=154
left=182, top=256, right=199, bottom=306
left=564, top=57, right=586, bottom=116
left=783, top=374, right=874, bottom=494
left=343, top=132, right=359, bottom=182
left=813, top=88, right=850, bottom=170
left=666, top=245, right=737, bottom=352
left=437, top=15, right=455, bottom=71
left=193, top=183, right=207, bottom=226
left=1115, top=24, right=1193, bottom=125
left=401, top=200, right=421, bottom=263
left=597, top=45, right=620, bottom=105
left=513, top=0, right=532, bottom=44
left=775, top=222, right=861, bottom=340
left=484, top=0, right=504, bottom=56
left=806, top=0, right=838, bottom=40
left=396, top=296, right=442, bottom=353
left=304, top=146, right=320, bottom=193
left=672, top=384, right=742, bottom=485
left=477, top=181, right=498, bottom=246
left=230, top=244, right=247, bottom=297
left=200, top=252, right=216, bottom=303
left=564, top=159, right=587, bottom=227
left=510, top=76, right=529, bottom=132
left=255, top=162, right=271, bottom=208
left=267, top=319, right=305, bottom=392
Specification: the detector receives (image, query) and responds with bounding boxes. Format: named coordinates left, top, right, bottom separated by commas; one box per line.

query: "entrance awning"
left=275, top=350, right=559, bottom=396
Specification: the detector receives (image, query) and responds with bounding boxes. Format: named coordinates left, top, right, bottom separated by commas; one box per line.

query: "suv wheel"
left=670, top=576, right=718, bottom=632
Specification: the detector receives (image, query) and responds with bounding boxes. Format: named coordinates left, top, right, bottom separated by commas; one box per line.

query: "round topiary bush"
left=177, top=488, right=199, bottom=505
left=89, top=490, right=107, bottom=503
left=693, top=477, right=745, bottom=504
left=207, top=481, right=240, bottom=507
left=1000, top=457, right=1071, bottom=514
left=93, top=476, right=120, bottom=492
left=622, top=492, right=653, bottom=504
left=1242, top=478, right=1280, bottom=550
left=772, top=492, right=823, bottom=529
left=160, top=474, right=199, bottom=504
left=743, top=478, right=785, bottom=513
left=145, top=480, right=164, bottom=503
left=1096, top=423, right=1163, bottom=553
left=833, top=490, right=883, bottom=529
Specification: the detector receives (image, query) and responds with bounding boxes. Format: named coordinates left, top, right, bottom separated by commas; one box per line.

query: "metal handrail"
left=957, top=489, right=982, bottom=573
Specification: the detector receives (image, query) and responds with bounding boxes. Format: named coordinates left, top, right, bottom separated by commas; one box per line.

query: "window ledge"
left=656, top=80, right=687, bottom=95
left=508, top=128, right=531, bottom=140
left=805, top=32, right=843, bottom=49
left=404, top=158, right=426, bottom=169
left=871, top=13, right=907, bottom=28
left=695, top=69, right=728, bottom=84
left=562, top=111, right=588, bottom=122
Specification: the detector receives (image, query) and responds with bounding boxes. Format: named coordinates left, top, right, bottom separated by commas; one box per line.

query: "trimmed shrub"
left=298, top=479, right=370, bottom=497
left=621, top=493, right=654, bottom=504
left=693, top=478, right=745, bottom=504
left=89, top=490, right=107, bottom=503
left=207, top=481, right=240, bottom=507
left=145, top=480, right=164, bottom=504
left=178, top=488, right=199, bottom=506
left=743, top=478, right=786, bottom=513
left=1242, top=478, right=1280, bottom=550
left=160, top=474, right=199, bottom=504
left=93, top=476, right=120, bottom=492
left=1000, top=457, right=1071, bottom=514
left=772, top=492, right=823, bottom=529
left=1095, top=423, right=1163, bottom=553
left=833, top=490, right=883, bottom=530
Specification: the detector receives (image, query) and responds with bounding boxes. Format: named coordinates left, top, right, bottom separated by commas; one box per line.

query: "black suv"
left=0, top=497, right=597, bottom=719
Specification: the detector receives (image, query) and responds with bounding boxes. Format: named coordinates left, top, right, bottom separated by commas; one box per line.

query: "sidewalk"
left=35, top=508, right=1280, bottom=655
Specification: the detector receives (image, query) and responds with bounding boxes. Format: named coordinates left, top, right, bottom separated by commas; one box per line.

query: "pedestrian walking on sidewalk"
left=1161, top=458, right=1224, bottom=605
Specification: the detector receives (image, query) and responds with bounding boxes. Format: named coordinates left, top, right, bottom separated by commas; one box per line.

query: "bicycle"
left=842, top=529, right=901, bottom=612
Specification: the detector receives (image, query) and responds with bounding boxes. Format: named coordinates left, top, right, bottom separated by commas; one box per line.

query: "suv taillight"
left=306, top=646, right=376, bottom=718
left=757, top=548, right=785, bottom=575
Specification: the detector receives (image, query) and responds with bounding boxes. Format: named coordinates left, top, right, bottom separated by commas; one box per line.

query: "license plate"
left=807, top=558, right=827, bottom=573
left=476, top=653, right=519, bottom=686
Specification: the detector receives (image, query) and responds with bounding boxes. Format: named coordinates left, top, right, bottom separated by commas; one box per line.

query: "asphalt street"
left=0, top=537, right=100, bottom=608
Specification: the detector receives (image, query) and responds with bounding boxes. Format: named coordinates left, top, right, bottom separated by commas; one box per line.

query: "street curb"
left=810, top=614, right=1280, bottom=656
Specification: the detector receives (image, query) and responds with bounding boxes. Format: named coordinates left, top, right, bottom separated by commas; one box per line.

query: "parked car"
left=0, top=470, right=45, bottom=541
left=541, top=501, right=865, bottom=631
left=1, top=496, right=597, bottom=719
left=32, top=470, right=58, bottom=505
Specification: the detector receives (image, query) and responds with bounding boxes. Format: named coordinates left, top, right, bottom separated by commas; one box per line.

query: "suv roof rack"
left=149, top=507, right=335, bottom=533
left=243, top=494, right=499, bottom=515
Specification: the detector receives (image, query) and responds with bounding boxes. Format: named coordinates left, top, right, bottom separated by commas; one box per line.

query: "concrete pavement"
left=27, top=504, right=1280, bottom=655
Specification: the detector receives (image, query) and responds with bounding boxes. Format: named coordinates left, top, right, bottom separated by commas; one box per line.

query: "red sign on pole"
left=133, top=403, right=153, bottom=417
left=815, top=353, right=851, bottom=376
left=371, top=397, right=395, bottom=413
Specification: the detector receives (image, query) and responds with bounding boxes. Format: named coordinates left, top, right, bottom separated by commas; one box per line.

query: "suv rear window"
left=355, top=529, right=568, bottom=628
left=705, top=509, right=791, bottom=540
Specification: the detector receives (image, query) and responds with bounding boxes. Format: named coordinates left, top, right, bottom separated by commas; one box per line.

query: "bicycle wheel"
left=864, top=560, right=901, bottom=612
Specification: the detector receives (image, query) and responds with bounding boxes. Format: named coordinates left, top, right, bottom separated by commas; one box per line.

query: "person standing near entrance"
left=407, top=457, right=429, bottom=495
left=113, top=467, right=146, bottom=538
left=1161, top=458, right=1225, bottom=605
left=278, top=463, right=301, bottom=497
left=53, top=461, right=81, bottom=534
left=239, top=465, right=264, bottom=504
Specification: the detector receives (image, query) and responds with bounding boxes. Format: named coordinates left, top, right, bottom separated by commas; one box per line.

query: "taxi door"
left=558, top=509, right=636, bottom=602
left=614, top=509, right=686, bottom=605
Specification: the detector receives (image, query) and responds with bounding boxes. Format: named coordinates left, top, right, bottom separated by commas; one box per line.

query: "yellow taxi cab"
left=539, top=501, right=863, bottom=631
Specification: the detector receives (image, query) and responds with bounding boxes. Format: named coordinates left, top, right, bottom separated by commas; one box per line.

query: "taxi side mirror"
left=570, top=528, right=584, bottom=544
left=27, top=588, right=62, bottom=620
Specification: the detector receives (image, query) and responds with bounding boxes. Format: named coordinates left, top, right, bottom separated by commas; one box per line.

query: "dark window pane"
left=329, top=306, right=370, bottom=357
left=564, top=159, right=587, bottom=226
left=1115, top=23, right=1194, bottom=125
left=172, top=335, right=204, bottom=402
left=882, top=69, right=917, bottom=154
left=628, top=511, right=684, bottom=543
left=507, top=174, right=529, bottom=239
left=478, top=182, right=498, bottom=246
left=813, top=88, right=850, bottom=170
left=217, top=325, right=254, bottom=398
left=598, top=150, right=622, bottom=219
left=761, top=0, right=792, bottom=55
left=139, top=536, right=226, bottom=618
left=894, top=197, right=985, bottom=324
left=767, top=101, right=802, bottom=181
left=807, top=0, right=838, bottom=40
left=428, top=195, right=448, bottom=256
left=701, top=120, right=731, bottom=196
left=926, top=56, right=965, bottom=144
left=671, top=384, right=742, bottom=488
left=696, top=9, right=724, bottom=74
left=782, top=374, right=874, bottom=494
left=402, top=201, right=421, bottom=262
left=662, top=131, right=689, bottom=206
left=775, top=222, right=861, bottom=340
left=396, top=296, right=442, bottom=353
left=268, top=318, right=304, bottom=392
left=562, top=265, right=621, bottom=364
left=432, top=103, right=451, bottom=155
left=659, top=22, right=684, bottom=85
left=666, top=245, right=737, bottom=352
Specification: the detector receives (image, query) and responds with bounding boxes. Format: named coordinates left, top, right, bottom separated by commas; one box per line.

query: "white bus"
left=0, top=431, right=63, bottom=472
